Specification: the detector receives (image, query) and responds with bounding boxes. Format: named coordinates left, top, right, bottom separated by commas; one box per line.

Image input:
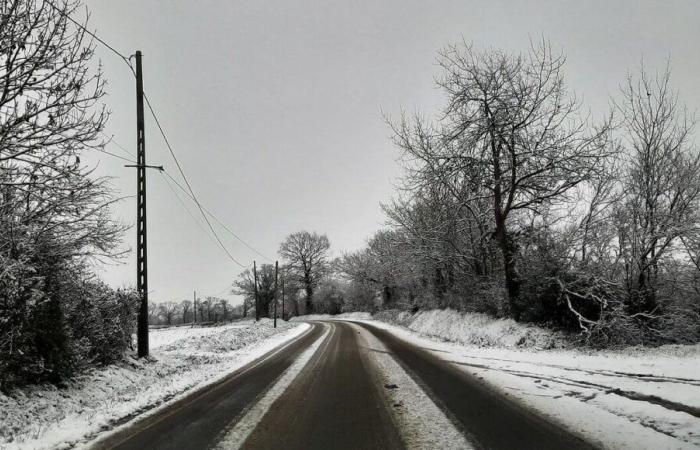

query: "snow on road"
left=355, top=323, right=474, bottom=450
left=0, top=319, right=308, bottom=450
left=214, top=323, right=331, bottom=449
left=342, top=315, right=700, bottom=449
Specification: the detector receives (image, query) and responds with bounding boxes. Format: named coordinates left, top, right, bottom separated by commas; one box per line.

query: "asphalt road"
left=355, top=321, right=596, bottom=450
left=242, top=321, right=403, bottom=449
left=91, top=320, right=597, bottom=450
left=91, top=324, right=324, bottom=450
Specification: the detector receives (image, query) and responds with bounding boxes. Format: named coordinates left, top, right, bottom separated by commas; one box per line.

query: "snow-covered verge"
left=290, top=312, right=372, bottom=322
left=0, top=319, right=308, bottom=450
left=339, top=313, right=700, bottom=449
left=375, top=308, right=568, bottom=349
left=293, top=308, right=567, bottom=349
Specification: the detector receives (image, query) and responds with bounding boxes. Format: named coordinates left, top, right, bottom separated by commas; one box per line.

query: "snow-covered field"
left=320, top=310, right=700, bottom=449
left=0, top=319, right=308, bottom=450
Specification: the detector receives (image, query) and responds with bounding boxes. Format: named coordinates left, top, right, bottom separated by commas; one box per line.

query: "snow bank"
left=0, top=319, right=308, bottom=450
left=148, top=321, right=250, bottom=349
left=290, top=311, right=372, bottom=322
left=293, top=309, right=565, bottom=349
left=375, top=309, right=567, bottom=349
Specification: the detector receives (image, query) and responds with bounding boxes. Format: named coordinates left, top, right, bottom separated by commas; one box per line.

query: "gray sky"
left=83, top=0, right=700, bottom=305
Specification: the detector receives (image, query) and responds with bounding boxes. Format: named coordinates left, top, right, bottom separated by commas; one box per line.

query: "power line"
left=143, top=94, right=246, bottom=268
left=43, top=0, right=134, bottom=69
left=159, top=171, right=214, bottom=243
left=162, top=170, right=273, bottom=262
left=101, top=132, right=137, bottom=158
left=208, top=285, right=234, bottom=298
left=96, top=147, right=136, bottom=163
left=41, top=1, right=260, bottom=269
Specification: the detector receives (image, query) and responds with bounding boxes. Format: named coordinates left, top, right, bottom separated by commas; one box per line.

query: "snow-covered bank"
left=316, top=310, right=700, bottom=449
left=0, top=319, right=308, bottom=450
left=294, top=308, right=566, bottom=349
left=375, top=308, right=568, bottom=349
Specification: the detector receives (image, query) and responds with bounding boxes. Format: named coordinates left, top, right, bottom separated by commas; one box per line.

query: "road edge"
left=82, top=322, right=314, bottom=450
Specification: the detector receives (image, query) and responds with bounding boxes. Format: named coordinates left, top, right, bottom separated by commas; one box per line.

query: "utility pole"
left=135, top=50, right=149, bottom=358
left=253, top=261, right=259, bottom=321
left=273, top=261, right=278, bottom=328
left=128, top=51, right=162, bottom=357
left=193, top=290, right=197, bottom=324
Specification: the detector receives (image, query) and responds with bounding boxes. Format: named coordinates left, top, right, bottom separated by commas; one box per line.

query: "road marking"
left=352, top=322, right=474, bottom=450
left=212, top=323, right=333, bottom=449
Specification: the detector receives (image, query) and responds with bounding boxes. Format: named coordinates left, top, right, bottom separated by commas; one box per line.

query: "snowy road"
left=88, top=321, right=595, bottom=450
left=90, top=324, right=325, bottom=450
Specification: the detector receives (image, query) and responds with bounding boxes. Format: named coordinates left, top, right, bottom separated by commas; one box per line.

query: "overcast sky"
left=82, top=0, right=700, bottom=305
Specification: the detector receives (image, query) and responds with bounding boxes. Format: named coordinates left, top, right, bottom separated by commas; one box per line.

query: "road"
left=91, top=321, right=597, bottom=450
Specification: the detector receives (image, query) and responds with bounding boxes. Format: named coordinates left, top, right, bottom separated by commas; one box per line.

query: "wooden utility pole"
left=273, top=261, right=278, bottom=328
left=253, top=261, right=259, bottom=321
left=135, top=50, right=149, bottom=358
left=193, top=290, right=197, bottom=324
left=126, top=51, right=163, bottom=355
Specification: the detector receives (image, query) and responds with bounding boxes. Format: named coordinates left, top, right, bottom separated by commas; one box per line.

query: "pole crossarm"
left=125, top=164, right=164, bottom=171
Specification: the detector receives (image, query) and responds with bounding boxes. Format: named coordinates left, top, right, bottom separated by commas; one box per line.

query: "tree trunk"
left=495, top=224, right=523, bottom=320
left=305, top=285, right=314, bottom=314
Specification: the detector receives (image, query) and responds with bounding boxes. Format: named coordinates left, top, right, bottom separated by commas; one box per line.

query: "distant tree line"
left=0, top=1, right=138, bottom=390
left=148, top=297, right=239, bottom=326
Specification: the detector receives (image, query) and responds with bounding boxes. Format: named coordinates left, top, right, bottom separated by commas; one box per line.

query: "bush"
left=0, top=261, right=139, bottom=391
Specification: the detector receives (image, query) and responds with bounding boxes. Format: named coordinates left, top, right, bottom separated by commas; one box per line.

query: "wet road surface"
left=91, top=320, right=596, bottom=450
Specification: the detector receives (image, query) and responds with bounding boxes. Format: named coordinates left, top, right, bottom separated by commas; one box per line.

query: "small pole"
left=193, top=291, right=197, bottom=325
left=253, top=261, right=259, bottom=321
left=273, top=261, right=278, bottom=328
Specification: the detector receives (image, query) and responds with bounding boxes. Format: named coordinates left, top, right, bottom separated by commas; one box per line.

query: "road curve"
left=91, top=320, right=597, bottom=450
left=241, top=321, right=403, bottom=449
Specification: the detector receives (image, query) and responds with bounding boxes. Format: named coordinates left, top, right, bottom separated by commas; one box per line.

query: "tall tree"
left=157, top=301, right=181, bottom=325
left=279, top=231, right=330, bottom=314
left=180, top=300, right=193, bottom=323
left=0, top=0, right=128, bottom=386
left=390, top=40, right=613, bottom=319
left=615, top=65, right=700, bottom=314
left=233, top=265, right=276, bottom=318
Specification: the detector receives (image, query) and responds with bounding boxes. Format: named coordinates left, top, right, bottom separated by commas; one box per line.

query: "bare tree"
left=201, top=297, right=215, bottom=322
left=233, top=265, right=277, bottom=318
left=279, top=231, right=330, bottom=314
left=219, top=298, right=227, bottom=321
left=233, top=268, right=257, bottom=317
left=390, top=40, right=613, bottom=319
left=147, top=302, right=159, bottom=325
left=615, top=65, right=700, bottom=314
left=0, top=0, right=129, bottom=384
left=158, top=301, right=181, bottom=325
left=180, top=300, right=193, bottom=323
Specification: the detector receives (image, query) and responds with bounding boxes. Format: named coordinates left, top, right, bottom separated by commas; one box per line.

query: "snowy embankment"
left=0, top=319, right=308, bottom=450
left=304, top=309, right=700, bottom=449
